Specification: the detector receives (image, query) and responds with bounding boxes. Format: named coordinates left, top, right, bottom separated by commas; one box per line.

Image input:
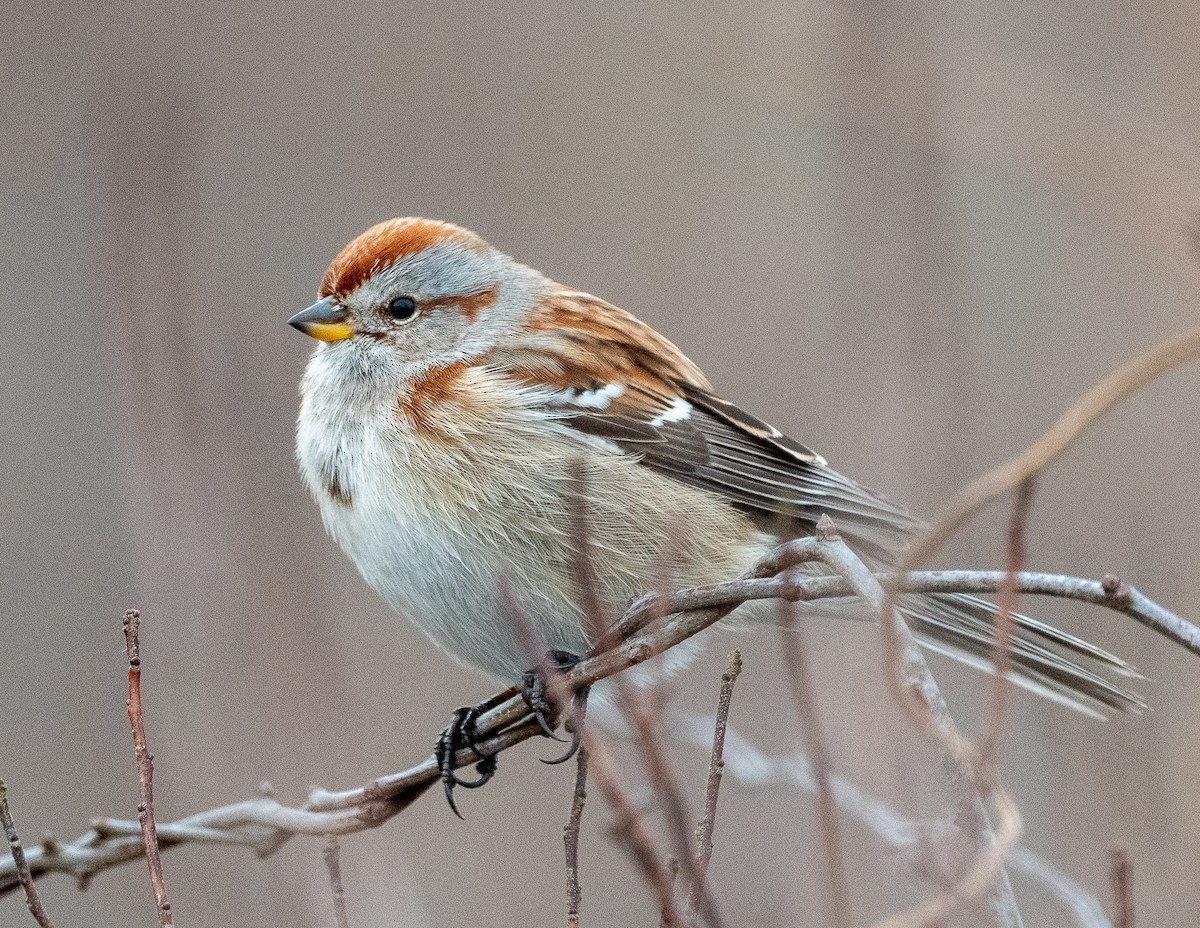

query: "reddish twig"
left=660, top=857, right=681, bottom=928
left=123, top=609, right=174, bottom=928
left=580, top=729, right=682, bottom=926
left=1110, top=845, right=1133, bottom=928
left=978, top=478, right=1036, bottom=778
left=564, top=744, right=589, bottom=928
left=323, top=836, right=350, bottom=928
left=807, top=520, right=1022, bottom=928
left=0, top=780, right=55, bottom=928
left=908, top=324, right=1200, bottom=574
left=566, top=459, right=616, bottom=642
left=685, top=650, right=741, bottom=922
left=619, top=680, right=725, bottom=928
left=779, top=593, right=853, bottom=928
left=570, top=479, right=718, bottom=928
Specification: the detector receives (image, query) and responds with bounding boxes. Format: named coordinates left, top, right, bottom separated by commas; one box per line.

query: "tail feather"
left=900, top=592, right=1146, bottom=717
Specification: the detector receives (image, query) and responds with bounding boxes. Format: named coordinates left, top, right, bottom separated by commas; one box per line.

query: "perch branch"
left=3, top=561, right=1195, bottom=897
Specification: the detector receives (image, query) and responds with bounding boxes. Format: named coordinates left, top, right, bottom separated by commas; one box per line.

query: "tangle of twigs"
left=2, top=562, right=1195, bottom=907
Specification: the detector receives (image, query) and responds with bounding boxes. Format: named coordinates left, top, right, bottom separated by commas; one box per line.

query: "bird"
left=289, top=217, right=1142, bottom=807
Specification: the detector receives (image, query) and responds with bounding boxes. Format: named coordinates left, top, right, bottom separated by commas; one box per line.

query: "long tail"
left=899, top=592, right=1145, bottom=717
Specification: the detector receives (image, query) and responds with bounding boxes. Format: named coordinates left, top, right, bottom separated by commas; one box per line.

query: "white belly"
left=296, top=364, right=767, bottom=682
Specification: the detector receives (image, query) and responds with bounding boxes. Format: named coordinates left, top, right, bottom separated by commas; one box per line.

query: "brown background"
left=3, top=1, right=1199, bottom=925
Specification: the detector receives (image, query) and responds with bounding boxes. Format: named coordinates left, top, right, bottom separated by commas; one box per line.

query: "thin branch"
left=1109, top=845, right=1133, bottom=928
left=123, top=610, right=174, bottom=928
left=322, top=837, right=350, bottom=928
left=632, top=704, right=1113, bottom=928
left=0, top=780, right=56, bottom=928
left=685, top=650, right=741, bottom=922
left=979, top=478, right=1036, bottom=778
left=880, top=324, right=1200, bottom=750
left=660, top=857, right=681, bottom=928
left=579, top=728, right=682, bottom=926
left=808, top=519, right=1023, bottom=928
left=779, top=591, right=852, bottom=928
left=910, top=323, right=1200, bottom=572
left=565, top=458, right=616, bottom=641
left=4, top=562, right=1194, bottom=896
left=564, top=746, right=588, bottom=928
left=619, top=679, right=725, bottom=928
left=566, top=469, right=711, bottom=927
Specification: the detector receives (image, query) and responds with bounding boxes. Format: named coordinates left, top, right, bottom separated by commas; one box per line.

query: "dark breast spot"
left=322, top=465, right=354, bottom=508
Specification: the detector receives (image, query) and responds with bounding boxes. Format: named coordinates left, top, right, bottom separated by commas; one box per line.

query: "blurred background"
left=3, top=1, right=1199, bottom=925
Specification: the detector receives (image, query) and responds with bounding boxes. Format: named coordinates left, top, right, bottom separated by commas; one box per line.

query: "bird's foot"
left=435, top=704, right=499, bottom=819
left=521, top=649, right=590, bottom=766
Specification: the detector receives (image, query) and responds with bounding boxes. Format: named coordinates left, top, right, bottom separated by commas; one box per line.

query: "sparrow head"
left=288, top=217, right=544, bottom=379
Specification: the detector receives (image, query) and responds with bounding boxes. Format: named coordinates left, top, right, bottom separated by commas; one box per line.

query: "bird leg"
left=435, top=650, right=590, bottom=817
left=521, top=649, right=590, bottom=766
left=434, top=687, right=516, bottom=818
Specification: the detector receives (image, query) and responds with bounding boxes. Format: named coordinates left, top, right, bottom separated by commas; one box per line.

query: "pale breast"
left=297, top=358, right=768, bottom=681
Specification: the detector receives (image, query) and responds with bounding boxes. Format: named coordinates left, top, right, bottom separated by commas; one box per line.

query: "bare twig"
left=0, top=780, right=55, bottom=928
left=807, top=519, right=1023, bottom=928
left=634, top=705, right=1112, bottom=928
left=4, top=563, right=1193, bottom=896
left=322, top=836, right=350, bottom=928
left=910, top=324, right=1200, bottom=573
left=580, top=729, right=682, bottom=926
left=123, top=609, right=174, bottom=928
left=685, top=650, right=741, bottom=922
left=660, top=856, right=681, bottom=928
left=862, top=327, right=1200, bottom=926
left=1109, top=845, right=1133, bottom=928
left=880, top=325, right=1200, bottom=746
left=619, top=680, right=725, bottom=928
left=566, top=459, right=616, bottom=642
left=564, top=745, right=588, bottom=928
left=779, top=593, right=852, bottom=928
left=979, top=478, right=1036, bottom=778
left=566, top=471, right=713, bottom=927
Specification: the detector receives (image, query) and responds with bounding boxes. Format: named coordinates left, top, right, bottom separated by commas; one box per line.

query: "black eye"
left=387, top=295, right=417, bottom=320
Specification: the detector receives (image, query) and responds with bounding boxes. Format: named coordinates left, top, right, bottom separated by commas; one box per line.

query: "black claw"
left=442, top=775, right=463, bottom=820
left=453, top=753, right=498, bottom=789
left=541, top=686, right=591, bottom=765
left=519, top=650, right=588, bottom=760
left=435, top=654, right=585, bottom=816
left=435, top=705, right=499, bottom=817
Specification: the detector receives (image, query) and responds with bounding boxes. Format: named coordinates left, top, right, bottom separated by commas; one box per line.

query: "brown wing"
left=505, top=288, right=918, bottom=561
left=556, top=379, right=919, bottom=564
left=503, top=288, right=1143, bottom=713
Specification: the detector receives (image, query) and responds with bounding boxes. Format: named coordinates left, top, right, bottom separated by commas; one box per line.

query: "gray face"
left=327, top=240, right=546, bottom=380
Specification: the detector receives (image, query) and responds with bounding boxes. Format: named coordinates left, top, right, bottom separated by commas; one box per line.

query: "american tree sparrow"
left=290, top=218, right=1141, bottom=805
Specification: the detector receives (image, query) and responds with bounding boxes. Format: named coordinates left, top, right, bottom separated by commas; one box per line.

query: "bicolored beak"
left=288, top=296, right=353, bottom=343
